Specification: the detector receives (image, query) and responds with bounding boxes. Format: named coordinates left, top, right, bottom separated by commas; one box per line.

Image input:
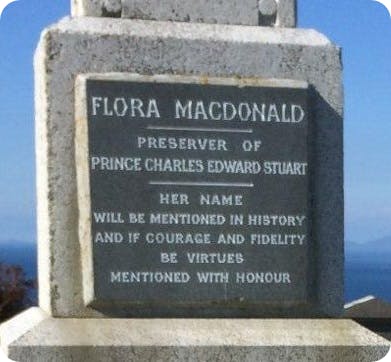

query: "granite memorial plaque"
left=76, top=74, right=313, bottom=317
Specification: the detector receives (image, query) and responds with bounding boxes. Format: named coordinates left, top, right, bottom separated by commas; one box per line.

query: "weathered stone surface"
left=259, top=0, right=278, bottom=17
left=122, top=0, right=259, bottom=25
left=71, top=0, right=297, bottom=27
left=1, top=308, right=389, bottom=362
left=35, top=16, right=343, bottom=318
left=72, top=0, right=122, bottom=18
left=276, top=0, right=296, bottom=27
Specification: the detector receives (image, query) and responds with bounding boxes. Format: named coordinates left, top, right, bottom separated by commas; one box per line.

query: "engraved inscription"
left=79, top=76, right=312, bottom=313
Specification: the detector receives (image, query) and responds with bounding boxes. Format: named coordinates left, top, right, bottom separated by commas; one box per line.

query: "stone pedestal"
left=2, top=1, right=387, bottom=361
left=1, top=308, right=389, bottom=361
left=33, top=16, right=343, bottom=318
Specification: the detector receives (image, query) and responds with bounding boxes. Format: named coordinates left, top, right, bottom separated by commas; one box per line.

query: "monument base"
left=1, top=308, right=389, bottom=361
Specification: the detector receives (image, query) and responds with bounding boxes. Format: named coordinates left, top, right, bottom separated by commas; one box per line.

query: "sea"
left=345, top=255, right=391, bottom=303
left=1, top=242, right=391, bottom=305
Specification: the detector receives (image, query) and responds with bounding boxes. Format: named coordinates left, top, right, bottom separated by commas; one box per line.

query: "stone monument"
left=1, top=0, right=390, bottom=360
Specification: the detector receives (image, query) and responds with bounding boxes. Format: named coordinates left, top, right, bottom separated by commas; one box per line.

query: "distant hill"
left=346, top=235, right=391, bottom=252
left=346, top=236, right=391, bottom=265
left=0, top=241, right=37, bottom=278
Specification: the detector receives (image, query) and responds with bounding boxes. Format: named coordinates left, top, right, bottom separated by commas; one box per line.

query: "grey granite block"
left=1, top=308, right=390, bottom=362
left=121, top=0, right=259, bottom=25
left=35, top=16, right=343, bottom=318
left=71, top=0, right=297, bottom=27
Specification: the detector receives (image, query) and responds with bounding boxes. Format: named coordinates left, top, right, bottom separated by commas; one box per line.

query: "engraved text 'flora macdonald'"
left=90, top=97, right=305, bottom=123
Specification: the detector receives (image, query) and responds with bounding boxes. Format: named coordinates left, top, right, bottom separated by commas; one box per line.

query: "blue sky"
left=0, top=0, right=390, bottom=244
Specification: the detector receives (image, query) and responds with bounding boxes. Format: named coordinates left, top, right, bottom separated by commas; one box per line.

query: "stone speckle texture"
left=72, top=0, right=122, bottom=18
left=259, top=0, right=278, bottom=16
left=71, top=0, right=297, bottom=27
left=1, top=308, right=390, bottom=361
left=277, top=0, right=296, bottom=27
left=35, top=16, right=343, bottom=318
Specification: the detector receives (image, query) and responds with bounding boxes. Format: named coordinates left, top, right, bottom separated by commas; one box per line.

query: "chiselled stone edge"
left=1, top=309, right=390, bottom=361
left=0, top=308, right=49, bottom=356
left=54, top=16, right=331, bottom=47
left=1, top=309, right=389, bottom=347
left=75, top=75, right=94, bottom=307
left=80, top=73, right=309, bottom=89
